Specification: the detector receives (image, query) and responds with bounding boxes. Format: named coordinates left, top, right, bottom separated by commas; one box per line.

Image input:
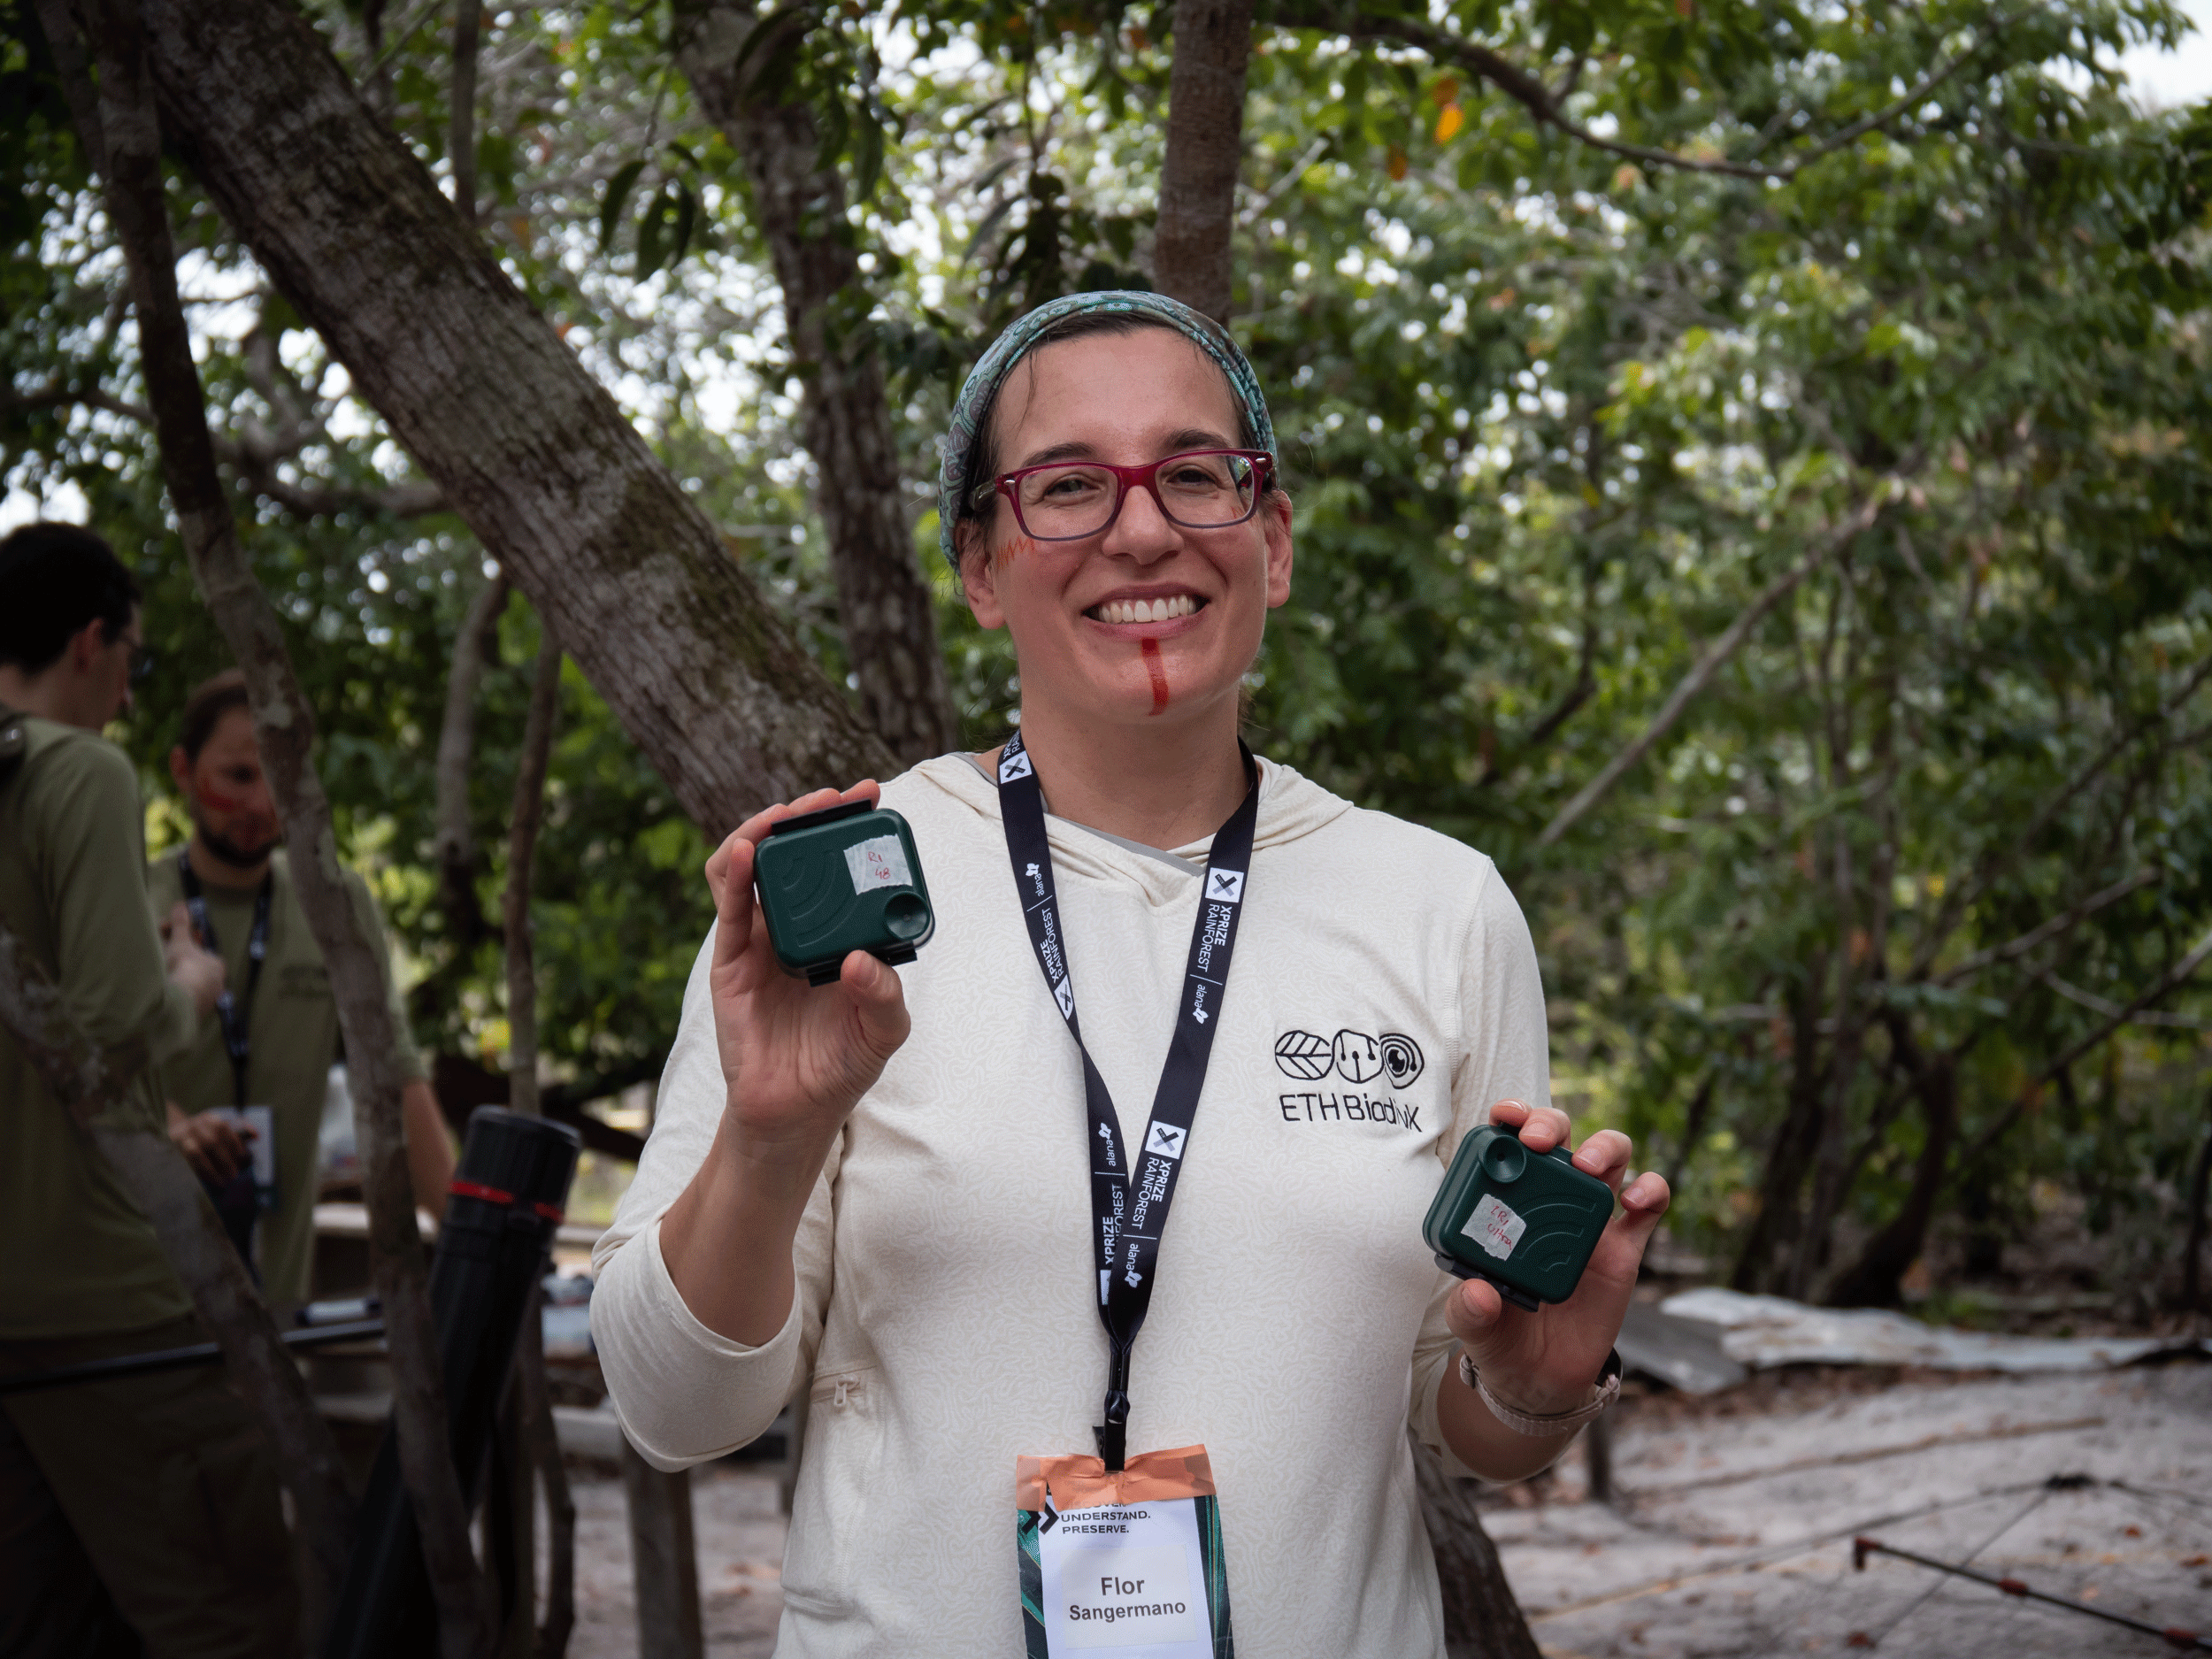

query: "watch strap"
left=1459, top=1346, right=1622, bottom=1436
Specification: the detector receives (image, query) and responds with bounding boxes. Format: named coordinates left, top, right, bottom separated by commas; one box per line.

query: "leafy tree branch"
left=5, top=382, right=449, bottom=516
left=1267, top=1, right=2026, bottom=182
left=1537, top=492, right=1890, bottom=849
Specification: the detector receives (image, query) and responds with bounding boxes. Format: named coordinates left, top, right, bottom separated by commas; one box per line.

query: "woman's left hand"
left=1444, top=1098, right=1671, bottom=1416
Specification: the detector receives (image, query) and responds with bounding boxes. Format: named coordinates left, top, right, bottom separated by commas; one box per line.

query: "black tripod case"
left=322, top=1107, right=581, bottom=1656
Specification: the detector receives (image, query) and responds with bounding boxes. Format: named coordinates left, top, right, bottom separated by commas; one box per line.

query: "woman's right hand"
left=658, top=781, right=912, bottom=1346
left=703, top=782, right=913, bottom=1165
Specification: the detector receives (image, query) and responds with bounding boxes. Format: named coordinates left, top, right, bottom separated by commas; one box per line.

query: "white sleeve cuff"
left=593, top=1212, right=805, bottom=1471
left=1408, top=1342, right=1481, bottom=1481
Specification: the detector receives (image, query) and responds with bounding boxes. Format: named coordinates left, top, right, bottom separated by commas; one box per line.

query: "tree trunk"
left=498, top=615, right=576, bottom=1656
left=1793, top=987, right=1868, bottom=1298
left=134, top=0, right=894, bottom=838
left=503, top=625, right=561, bottom=1118
left=675, top=3, right=959, bottom=766
left=0, top=922, right=357, bottom=1634
left=359, top=0, right=393, bottom=119
left=1154, top=0, right=1254, bottom=321
left=1731, top=973, right=1829, bottom=1292
left=1825, top=1025, right=1957, bottom=1308
left=2182, top=1087, right=2211, bottom=1313
left=434, top=565, right=510, bottom=951
left=1409, top=1433, right=1544, bottom=1659
left=447, top=0, right=480, bottom=223
left=1662, top=1069, right=1717, bottom=1196
left=77, top=4, right=490, bottom=1648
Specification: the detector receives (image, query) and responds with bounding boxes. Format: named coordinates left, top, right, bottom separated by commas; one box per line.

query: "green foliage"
left=872, top=0, right=2212, bottom=1297
left=3, top=0, right=2206, bottom=1300
left=1225, top=1, right=2211, bottom=1296
left=0, top=0, right=780, bottom=1082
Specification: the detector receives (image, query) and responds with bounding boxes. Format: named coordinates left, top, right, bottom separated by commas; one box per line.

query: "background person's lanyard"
left=996, top=730, right=1259, bottom=1472
left=178, top=848, right=273, bottom=1109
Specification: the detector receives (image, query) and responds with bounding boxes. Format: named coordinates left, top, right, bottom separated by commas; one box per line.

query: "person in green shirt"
left=0, top=522, right=295, bottom=1658
left=150, top=668, right=457, bottom=1308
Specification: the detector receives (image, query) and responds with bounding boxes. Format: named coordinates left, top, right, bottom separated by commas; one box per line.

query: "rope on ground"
left=1614, top=1416, right=2105, bottom=1501
left=2110, top=1479, right=2212, bottom=1517
left=1832, top=1485, right=2057, bottom=1655
left=1540, top=1472, right=2211, bottom=1655
left=1526, top=1478, right=2062, bottom=1622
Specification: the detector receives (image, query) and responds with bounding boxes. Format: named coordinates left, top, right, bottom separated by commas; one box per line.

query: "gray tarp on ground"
left=1658, top=1286, right=2211, bottom=1372
left=1615, top=1301, right=1751, bottom=1394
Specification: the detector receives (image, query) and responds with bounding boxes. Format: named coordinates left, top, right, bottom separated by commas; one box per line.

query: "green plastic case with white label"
left=752, top=800, right=934, bottom=987
left=1421, top=1124, right=1614, bottom=1310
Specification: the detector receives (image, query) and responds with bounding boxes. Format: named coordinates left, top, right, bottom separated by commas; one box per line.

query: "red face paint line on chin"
left=1141, top=637, right=1169, bottom=715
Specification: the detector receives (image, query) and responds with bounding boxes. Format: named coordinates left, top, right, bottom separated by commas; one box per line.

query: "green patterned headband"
left=937, top=290, right=1278, bottom=569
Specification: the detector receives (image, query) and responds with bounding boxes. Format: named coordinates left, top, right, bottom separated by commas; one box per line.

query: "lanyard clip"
left=1094, top=1418, right=1127, bottom=1473
left=1094, top=1386, right=1131, bottom=1473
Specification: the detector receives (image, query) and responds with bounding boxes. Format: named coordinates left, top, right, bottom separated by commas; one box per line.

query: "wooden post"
left=1584, top=1411, right=1614, bottom=1506
left=621, top=1440, right=703, bottom=1659
left=517, top=1304, right=576, bottom=1659
left=487, top=1377, right=536, bottom=1659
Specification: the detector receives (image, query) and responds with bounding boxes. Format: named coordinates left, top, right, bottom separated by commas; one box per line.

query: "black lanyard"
left=177, top=848, right=273, bottom=1108
left=996, top=730, right=1260, bottom=1471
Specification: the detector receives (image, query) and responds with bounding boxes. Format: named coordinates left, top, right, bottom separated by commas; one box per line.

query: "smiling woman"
left=950, top=317, right=1290, bottom=840
left=590, top=292, right=1671, bottom=1659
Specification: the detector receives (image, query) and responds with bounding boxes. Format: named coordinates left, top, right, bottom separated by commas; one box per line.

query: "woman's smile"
left=1082, top=589, right=1210, bottom=630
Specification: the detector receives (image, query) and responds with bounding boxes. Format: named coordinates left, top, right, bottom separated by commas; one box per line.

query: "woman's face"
left=958, top=329, right=1293, bottom=733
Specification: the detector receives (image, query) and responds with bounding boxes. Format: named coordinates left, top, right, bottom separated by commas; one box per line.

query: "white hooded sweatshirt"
left=592, top=753, right=1552, bottom=1658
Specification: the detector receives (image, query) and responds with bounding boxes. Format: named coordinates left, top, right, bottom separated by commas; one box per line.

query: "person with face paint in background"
left=0, top=523, right=297, bottom=1659
left=147, top=669, right=456, bottom=1306
left=593, top=295, right=1671, bottom=1658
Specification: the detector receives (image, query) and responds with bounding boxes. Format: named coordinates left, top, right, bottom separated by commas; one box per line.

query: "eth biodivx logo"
left=1274, top=1028, right=1424, bottom=1088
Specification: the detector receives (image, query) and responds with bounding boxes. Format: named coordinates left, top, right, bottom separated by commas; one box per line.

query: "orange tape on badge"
left=1017, top=1443, right=1218, bottom=1513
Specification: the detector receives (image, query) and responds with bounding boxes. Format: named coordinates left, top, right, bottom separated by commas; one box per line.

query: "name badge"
left=1016, top=1445, right=1233, bottom=1657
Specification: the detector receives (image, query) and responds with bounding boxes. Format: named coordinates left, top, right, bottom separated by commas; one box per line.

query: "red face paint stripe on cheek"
left=198, top=785, right=248, bottom=812
left=1141, top=637, right=1169, bottom=715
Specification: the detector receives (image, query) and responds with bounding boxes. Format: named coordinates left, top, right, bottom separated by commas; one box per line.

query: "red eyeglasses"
left=985, top=449, right=1273, bottom=541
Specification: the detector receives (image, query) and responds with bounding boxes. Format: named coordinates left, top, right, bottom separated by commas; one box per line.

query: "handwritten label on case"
left=844, top=833, right=912, bottom=894
left=1463, top=1193, right=1527, bottom=1261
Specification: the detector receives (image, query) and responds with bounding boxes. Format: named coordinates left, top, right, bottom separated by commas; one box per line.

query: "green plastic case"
left=752, top=800, right=935, bottom=987
left=1421, top=1125, right=1614, bottom=1310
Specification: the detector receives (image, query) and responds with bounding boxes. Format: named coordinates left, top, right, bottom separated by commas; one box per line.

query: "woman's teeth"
left=1090, top=595, right=1201, bottom=624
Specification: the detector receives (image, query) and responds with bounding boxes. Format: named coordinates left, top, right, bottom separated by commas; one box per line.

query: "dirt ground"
left=559, top=1463, right=787, bottom=1659
left=1497, top=1361, right=2212, bottom=1658
left=548, top=1361, right=2211, bottom=1657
